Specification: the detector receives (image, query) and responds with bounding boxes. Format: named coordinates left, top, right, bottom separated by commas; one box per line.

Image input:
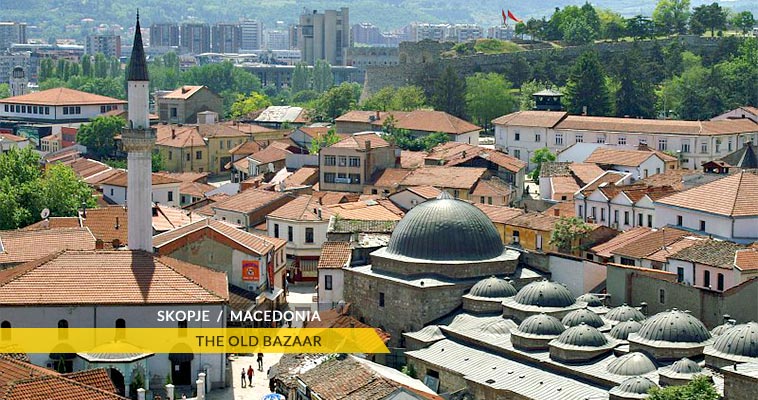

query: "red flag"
left=508, top=10, right=522, bottom=23
left=502, top=9, right=508, bottom=25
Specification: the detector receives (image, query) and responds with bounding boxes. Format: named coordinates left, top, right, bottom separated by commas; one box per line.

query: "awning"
left=264, top=287, right=284, bottom=301
left=299, top=259, right=318, bottom=271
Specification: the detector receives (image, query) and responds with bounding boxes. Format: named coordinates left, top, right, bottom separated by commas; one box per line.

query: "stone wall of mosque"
left=462, top=296, right=504, bottom=314
left=372, top=254, right=518, bottom=279
left=723, top=368, right=758, bottom=400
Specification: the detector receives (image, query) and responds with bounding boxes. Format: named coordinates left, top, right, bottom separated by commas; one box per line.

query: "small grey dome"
left=607, top=352, right=657, bottom=376
left=711, top=319, right=737, bottom=336
left=615, top=376, right=658, bottom=395
left=555, top=323, right=608, bottom=347
left=469, top=276, right=516, bottom=298
left=610, top=320, right=643, bottom=340
left=518, top=313, right=565, bottom=336
left=668, top=358, right=702, bottom=374
left=479, top=319, right=512, bottom=335
left=710, top=322, right=758, bottom=358
left=514, top=280, right=576, bottom=308
left=385, top=196, right=505, bottom=261
left=606, top=304, right=646, bottom=323
left=577, top=293, right=603, bottom=307
left=636, top=309, right=711, bottom=343
left=562, top=308, right=604, bottom=328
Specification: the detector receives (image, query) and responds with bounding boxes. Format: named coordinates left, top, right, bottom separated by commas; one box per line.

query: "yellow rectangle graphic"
left=0, top=328, right=389, bottom=354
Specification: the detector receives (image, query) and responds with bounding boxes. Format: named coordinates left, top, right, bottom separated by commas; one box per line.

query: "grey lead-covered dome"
left=577, top=293, right=603, bottom=307
left=614, top=376, right=658, bottom=395
left=610, top=320, right=643, bottom=340
left=606, top=304, right=646, bottom=323
left=555, top=323, right=608, bottom=347
left=711, top=319, right=737, bottom=336
left=668, top=358, right=702, bottom=374
left=636, top=309, right=711, bottom=343
left=384, top=195, right=504, bottom=261
left=607, top=352, right=657, bottom=376
left=562, top=308, right=605, bottom=328
left=469, top=276, right=517, bottom=298
left=514, top=280, right=576, bottom=308
left=710, top=322, right=758, bottom=358
left=518, top=313, right=566, bottom=336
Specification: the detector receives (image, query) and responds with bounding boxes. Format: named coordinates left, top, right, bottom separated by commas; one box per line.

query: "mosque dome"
left=469, top=276, right=517, bottom=298
left=612, top=376, right=658, bottom=395
left=609, top=320, right=643, bottom=340
left=606, top=304, right=646, bottom=323
left=562, top=308, right=605, bottom=328
left=635, top=309, right=711, bottom=344
left=384, top=193, right=505, bottom=261
left=517, top=314, right=566, bottom=336
left=554, top=323, right=608, bottom=347
left=513, top=280, right=576, bottom=308
left=711, top=319, right=737, bottom=337
left=607, top=352, right=657, bottom=376
left=668, top=358, right=702, bottom=374
left=709, top=322, right=758, bottom=358
left=577, top=293, right=604, bottom=307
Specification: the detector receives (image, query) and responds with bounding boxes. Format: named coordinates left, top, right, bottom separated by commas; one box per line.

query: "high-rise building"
left=180, top=23, right=211, bottom=54
left=298, top=8, right=349, bottom=66
left=452, top=24, right=484, bottom=42
left=410, top=23, right=450, bottom=42
left=149, top=23, right=180, bottom=48
left=123, top=12, right=156, bottom=252
left=0, top=22, right=27, bottom=51
left=212, top=23, right=241, bottom=53
left=288, top=24, right=299, bottom=50
left=85, top=34, right=122, bottom=58
left=240, top=20, right=262, bottom=51
left=352, top=23, right=383, bottom=46
left=487, top=25, right=515, bottom=41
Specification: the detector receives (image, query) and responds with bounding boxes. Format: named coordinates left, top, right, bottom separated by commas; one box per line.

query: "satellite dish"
left=267, top=162, right=275, bottom=172
left=40, top=208, right=50, bottom=219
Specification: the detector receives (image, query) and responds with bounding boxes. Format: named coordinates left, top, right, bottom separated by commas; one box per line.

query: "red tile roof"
left=544, top=201, right=576, bottom=218
left=212, top=189, right=291, bottom=214
left=735, top=248, right=758, bottom=271
left=655, top=171, right=758, bottom=217
left=155, top=124, right=206, bottom=148
left=506, top=212, right=561, bottom=232
left=250, top=143, right=292, bottom=164
left=61, top=158, right=112, bottom=181
left=0, top=87, right=126, bottom=106
left=405, top=185, right=442, bottom=199
left=567, top=163, right=605, bottom=185
left=178, top=181, right=216, bottom=198
left=80, top=206, right=128, bottom=246
left=399, top=150, right=427, bottom=169
left=283, top=167, right=319, bottom=188
left=551, top=176, right=581, bottom=200
left=391, top=110, right=480, bottom=135
left=589, top=227, right=653, bottom=258
left=492, top=110, right=568, bottom=128
left=311, top=191, right=360, bottom=206
left=1, top=374, right=127, bottom=400
left=471, top=178, right=513, bottom=197
left=370, top=168, right=412, bottom=188
left=645, top=237, right=701, bottom=263
left=400, top=167, right=487, bottom=190
left=474, top=203, right=524, bottom=224
left=21, top=217, right=81, bottom=230
left=0, top=228, right=96, bottom=265
left=268, top=195, right=333, bottom=222
left=0, top=250, right=228, bottom=305
left=585, top=147, right=660, bottom=167
left=228, top=140, right=262, bottom=156
left=160, top=85, right=207, bottom=100
left=153, top=218, right=285, bottom=255
left=62, top=369, right=117, bottom=393
left=0, top=133, right=28, bottom=142
left=612, top=227, right=696, bottom=259
left=99, top=170, right=181, bottom=187
left=326, top=200, right=403, bottom=221
left=331, top=132, right=390, bottom=149
left=318, top=242, right=352, bottom=269
left=556, top=115, right=758, bottom=136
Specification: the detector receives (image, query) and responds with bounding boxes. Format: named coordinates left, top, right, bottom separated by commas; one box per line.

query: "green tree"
left=691, top=3, right=728, bottom=36
left=291, top=89, right=319, bottom=105
left=652, top=0, right=691, bottom=35
left=0, top=83, right=10, bottom=99
left=310, top=82, right=361, bottom=122
left=230, top=91, right=272, bottom=119
left=648, top=376, right=719, bottom=400
left=565, top=51, right=612, bottom=116
left=431, top=66, right=466, bottom=118
left=76, top=115, right=124, bottom=159
left=308, top=128, right=342, bottom=154
left=465, top=73, right=517, bottom=132
left=731, top=11, right=756, bottom=35
left=152, top=152, right=165, bottom=173
left=93, top=53, right=109, bottom=78
left=627, top=15, right=655, bottom=40
left=362, top=87, right=396, bottom=111
left=598, top=9, right=626, bottom=41
left=550, top=217, right=593, bottom=254
left=291, top=62, right=311, bottom=93
left=41, top=163, right=96, bottom=220
left=518, top=80, right=556, bottom=111
left=615, top=50, right=657, bottom=118
left=391, top=85, right=427, bottom=111
left=81, top=54, right=92, bottom=77
left=40, top=58, right=55, bottom=82
left=529, top=147, right=556, bottom=180
left=563, top=19, right=597, bottom=45
left=312, top=59, right=334, bottom=93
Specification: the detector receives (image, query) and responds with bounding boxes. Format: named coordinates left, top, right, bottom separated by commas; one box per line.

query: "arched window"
left=717, top=273, right=725, bottom=291
left=57, top=319, right=69, bottom=340
left=1, top=321, right=10, bottom=341
left=178, top=320, right=187, bottom=337
left=115, top=318, right=126, bottom=340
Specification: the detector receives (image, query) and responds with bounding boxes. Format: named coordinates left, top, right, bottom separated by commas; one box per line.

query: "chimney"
left=112, top=239, right=120, bottom=248
left=171, top=127, right=176, bottom=139
left=114, top=217, right=120, bottom=230
left=375, top=110, right=380, bottom=120
left=317, top=208, right=322, bottom=219
left=365, top=140, right=371, bottom=152
left=639, top=302, right=648, bottom=315
left=461, top=150, right=466, bottom=159
left=553, top=208, right=560, bottom=216
left=95, top=239, right=104, bottom=250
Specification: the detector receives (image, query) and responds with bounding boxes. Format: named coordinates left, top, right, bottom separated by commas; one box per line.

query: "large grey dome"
left=469, top=276, right=516, bottom=298
left=555, top=323, right=608, bottom=347
left=607, top=352, right=657, bottom=376
left=514, top=280, right=576, bottom=308
left=384, top=195, right=504, bottom=261
left=613, top=376, right=658, bottom=395
left=710, top=322, right=758, bottom=358
left=636, top=310, right=711, bottom=343
left=518, top=314, right=566, bottom=336
left=562, top=308, right=605, bottom=328
left=577, top=293, right=603, bottom=307
left=610, top=320, right=643, bottom=340
left=606, top=304, right=646, bottom=323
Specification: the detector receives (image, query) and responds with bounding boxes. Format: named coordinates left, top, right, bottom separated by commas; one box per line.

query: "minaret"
left=123, top=11, right=155, bottom=252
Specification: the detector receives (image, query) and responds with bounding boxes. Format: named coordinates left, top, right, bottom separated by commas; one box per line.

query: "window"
left=728, top=139, right=733, bottom=152
left=575, top=134, right=583, bottom=143
left=181, top=195, right=187, bottom=204
left=596, top=136, right=606, bottom=144
left=717, top=273, right=724, bottom=291
left=323, top=172, right=335, bottom=183
left=168, top=151, right=173, bottom=160
left=677, top=215, right=683, bottom=226
left=57, top=319, right=68, bottom=340
left=348, top=173, right=361, bottom=184
left=656, top=168, right=661, bottom=175
left=647, top=214, right=652, bottom=228
left=110, top=188, right=114, bottom=196
left=379, top=292, right=385, bottom=307
left=512, top=230, right=520, bottom=244
left=487, top=197, right=492, bottom=205
left=101, top=106, right=106, bottom=113
left=514, top=131, right=520, bottom=141
left=170, top=108, right=177, bottom=118
left=638, top=213, right=643, bottom=227
left=227, top=140, right=232, bottom=148
left=701, top=142, right=708, bottom=154
left=168, top=191, right=173, bottom=202
left=305, top=227, right=314, bottom=243
left=578, top=205, right=583, bottom=218
left=555, top=133, right=563, bottom=145
left=196, top=151, right=202, bottom=160
left=62, top=106, right=67, bottom=114
left=620, top=257, right=636, bottom=266
left=591, top=207, right=597, bottom=220
left=219, top=140, right=223, bottom=149
left=644, top=169, right=649, bottom=178
left=274, top=224, right=279, bottom=238
left=600, top=208, right=606, bottom=222
left=513, top=149, right=520, bottom=159
left=614, top=210, right=619, bottom=223
left=480, top=196, right=485, bottom=204
left=287, top=226, right=293, bottom=242
left=338, top=156, right=347, bottom=166
left=349, top=157, right=360, bottom=167
left=677, top=267, right=684, bottom=283
left=618, top=137, right=626, bottom=146
left=658, top=139, right=668, bottom=151
left=535, top=133, right=541, bottom=142
left=704, top=270, right=711, bottom=287
left=659, top=289, right=665, bottom=304
left=75, top=106, right=81, bottom=114
left=3, top=105, right=6, bottom=112
left=681, top=141, right=690, bottom=153
left=715, top=139, right=721, bottom=153
left=324, top=155, right=336, bottom=166
left=186, top=153, right=191, bottom=161
left=624, top=211, right=630, bottom=225
left=324, top=275, right=333, bottom=290
left=453, top=190, right=460, bottom=198
left=699, top=220, right=706, bottom=231
left=536, top=235, right=543, bottom=250
left=33, top=106, right=38, bottom=114
left=1, top=321, right=10, bottom=340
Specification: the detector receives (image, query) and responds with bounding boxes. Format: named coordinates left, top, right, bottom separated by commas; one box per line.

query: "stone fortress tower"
left=9, top=66, right=27, bottom=97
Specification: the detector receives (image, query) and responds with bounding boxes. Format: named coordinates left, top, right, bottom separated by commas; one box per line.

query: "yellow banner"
left=0, top=328, right=389, bottom=354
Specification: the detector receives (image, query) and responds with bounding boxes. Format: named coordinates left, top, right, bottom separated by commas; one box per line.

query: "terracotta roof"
left=232, top=157, right=250, bottom=172
left=0, top=87, right=126, bottom=106
left=269, top=195, right=333, bottom=222
left=80, top=206, right=128, bottom=246
left=229, top=140, right=263, bottom=156
left=551, top=176, right=581, bottom=200
left=544, top=201, right=576, bottom=218
left=669, top=239, right=746, bottom=269
left=0, top=250, right=228, bottom=305
left=492, top=110, right=568, bottom=128
left=335, top=110, right=394, bottom=124
left=556, top=115, right=758, bottom=136
left=317, top=242, right=352, bottom=269
left=645, top=237, right=702, bottom=263
left=585, top=147, right=659, bottom=167
left=0, top=355, right=60, bottom=389
left=506, top=212, right=561, bottom=232
left=62, top=369, right=117, bottom=393
left=312, top=191, right=359, bottom=206
left=579, top=171, right=629, bottom=195
left=329, top=219, right=397, bottom=234
left=196, top=123, right=251, bottom=138
left=655, top=171, right=758, bottom=217
left=612, top=227, right=695, bottom=259
left=99, top=170, right=181, bottom=187
left=370, top=168, right=412, bottom=188
left=220, top=121, right=281, bottom=134
left=471, top=177, right=513, bottom=197
left=0, top=228, right=96, bottom=265
left=283, top=167, right=319, bottom=189
left=480, top=150, right=527, bottom=172
left=327, top=200, right=403, bottom=221
left=156, top=171, right=209, bottom=183
left=83, top=168, right=121, bottom=185
left=405, top=185, right=442, bottom=199
left=152, top=204, right=204, bottom=232
left=178, top=181, right=216, bottom=198
left=188, top=194, right=229, bottom=217
left=61, top=158, right=112, bottom=181
left=590, top=227, right=653, bottom=258
left=391, top=110, right=480, bottom=135
left=154, top=218, right=284, bottom=255
left=160, top=85, right=207, bottom=99
left=399, top=150, right=427, bottom=169
left=567, top=163, right=606, bottom=185
left=474, top=203, right=524, bottom=224
left=426, top=142, right=526, bottom=172
left=0, top=133, right=28, bottom=142
left=735, top=248, right=758, bottom=271
left=331, top=132, right=389, bottom=149
left=636, top=169, right=707, bottom=191
left=212, top=189, right=291, bottom=214
left=155, top=125, right=206, bottom=148
left=299, top=126, right=332, bottom=138
left=400, top=167, right=487, bottom=190
left=250, top=143, right=292, bottom=164
left=21, top=217, right=80, bottom=230
left=1, top=374, right=126, bottom=400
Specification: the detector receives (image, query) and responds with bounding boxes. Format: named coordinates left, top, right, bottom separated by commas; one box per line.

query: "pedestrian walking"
left=257, top=352, right=264, bottom=371
left=247, top=365, right=254, bottom=387
left=240, top=368, right=246, bottom=388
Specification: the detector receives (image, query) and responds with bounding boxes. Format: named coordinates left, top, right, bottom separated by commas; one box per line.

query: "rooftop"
left=0, top=228, right=96, bottom=265
left=160, top=85, right=208, bottom=100
left=99, top=170, right=181, bottom=187
left=556, top=115, right=758, bottom=136
left=269, top=195, right=333, bottom=222
left=211, top=189, right=291, bottom=214
left=400, top=167, right=488, bottom=190
left=585, top=147, right=662, bottom=167
left=655, top=171, right=758, bottom=217
left=153, top=218, right=285, bottom=255
left=331, top=132, right=390, bottom=150
left=254, top=106, right=307, bottom=123
left=492, top=110, right=569, bottom=128
left=612, top=227, right=696, bottom=259
left=669, top=239, right=747, bottom=269
left=317, top=242, right=352, bottom=269
left=0, top=87, right=126, bottom=106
